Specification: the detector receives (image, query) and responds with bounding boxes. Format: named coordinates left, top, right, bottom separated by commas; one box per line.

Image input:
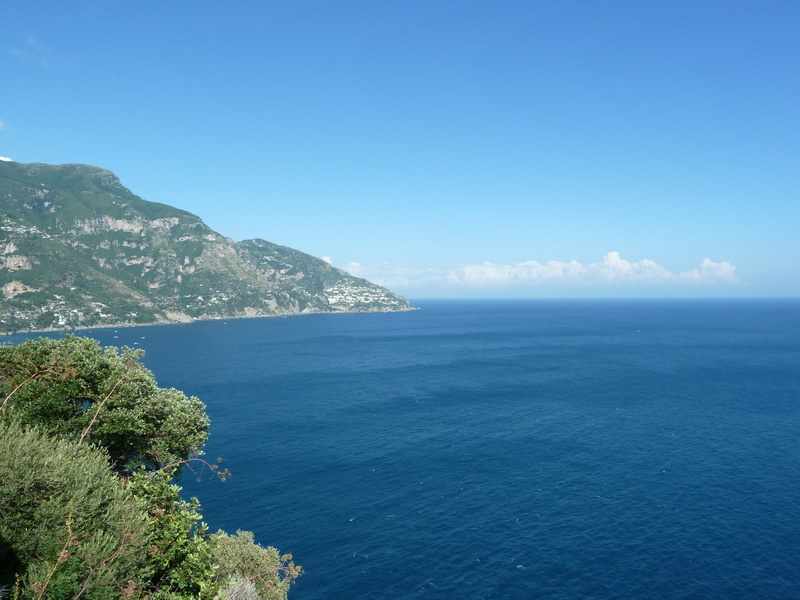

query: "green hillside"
left=0, top=161, right=412, bottom=332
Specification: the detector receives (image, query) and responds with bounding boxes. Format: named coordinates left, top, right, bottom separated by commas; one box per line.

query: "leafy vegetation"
left=211, top=531, right=300, bottom=600
left=0, top=421, right=151, bottom=599
left=0, top=336, right=301, bottom=599
left=0, top=336, right=208, bottom=471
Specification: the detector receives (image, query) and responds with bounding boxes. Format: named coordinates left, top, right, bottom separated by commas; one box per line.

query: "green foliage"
left=0, top=335, right=209, bottom=471
left=128, top=470, right=216, bottom=599
left=0, top=335, right=301, bottom=600
left=0, top=421, right=150, bottom=599
left=212, top=531, right=301, bottom=600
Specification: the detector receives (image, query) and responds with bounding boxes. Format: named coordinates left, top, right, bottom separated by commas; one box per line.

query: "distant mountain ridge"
left=0, top=161, right=412, bottom=332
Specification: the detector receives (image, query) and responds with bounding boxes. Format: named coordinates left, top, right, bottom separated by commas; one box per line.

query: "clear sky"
left=2, top=1, right=798, bottom=298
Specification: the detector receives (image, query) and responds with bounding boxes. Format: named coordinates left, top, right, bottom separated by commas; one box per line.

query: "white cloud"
left=679, top=258, right=739, bottom=283
left=338, top=252, right=740, bottom=291
left=0, top=119, right=6, bottom=130
left=0, top=157, right=12, bottom=162
left=447, top=252, right=739, bottom=286
left=453, top=259, right=589, bottom=284
left=341, top=261, right=450, bottom=288
left=344, top=262, right=363, bottom=275
left=321, top=256, right=333, bottom=265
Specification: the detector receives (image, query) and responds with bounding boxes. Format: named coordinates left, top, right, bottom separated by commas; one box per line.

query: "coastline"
left=2, top=305, right=419, bottom=337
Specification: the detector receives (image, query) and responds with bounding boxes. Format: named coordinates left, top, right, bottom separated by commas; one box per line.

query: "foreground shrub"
left=212, top=530, right=301, bottom=600
left=0, top=422, right=150, bottom=599
left=217, top=578, right=260, bottom=600
left=0, top=336, right=301, bottom=599
left=128, top=469, right=216, bottom=599
left=0, top=335, right=209, bottom=472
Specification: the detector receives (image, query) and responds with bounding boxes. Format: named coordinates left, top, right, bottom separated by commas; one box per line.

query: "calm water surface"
left=14, top=300, right=800, bottom=599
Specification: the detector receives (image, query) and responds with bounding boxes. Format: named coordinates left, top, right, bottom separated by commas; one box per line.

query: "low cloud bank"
left=343, top=252, right=740, bottom=291
left=450, top=252, right=738, bottom=286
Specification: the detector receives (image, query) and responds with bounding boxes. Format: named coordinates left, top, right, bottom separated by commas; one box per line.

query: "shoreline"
left=2, top=306, right=419, bottom=337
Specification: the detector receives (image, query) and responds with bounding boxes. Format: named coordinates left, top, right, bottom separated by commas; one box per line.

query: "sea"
left=9, top=299, right=800, bottom=599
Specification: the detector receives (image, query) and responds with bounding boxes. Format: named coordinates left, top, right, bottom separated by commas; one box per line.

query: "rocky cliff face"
left=0, top=161, right=412, bottom=332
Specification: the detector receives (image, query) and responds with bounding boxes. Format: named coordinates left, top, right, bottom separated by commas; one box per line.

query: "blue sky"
left=2, top=1, right=798, bottom=298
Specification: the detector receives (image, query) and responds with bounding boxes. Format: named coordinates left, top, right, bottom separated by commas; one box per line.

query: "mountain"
left=0, top=161, right=413, bottom=333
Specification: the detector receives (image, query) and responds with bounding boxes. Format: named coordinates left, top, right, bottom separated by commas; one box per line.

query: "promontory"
left=0, top=160, right=413, bottom=333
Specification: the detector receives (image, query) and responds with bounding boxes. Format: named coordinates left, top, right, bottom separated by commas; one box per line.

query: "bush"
left=0, top=421, right=150, bottom=599
left=212, top=530, right=301, bottom=600
left=0, top=336, right=301, bottom=599
left=128, top=469, right=216, bottom=599
left=0, top=335, right=209, bottom=471
left=216, top=578, right=260, bottom=600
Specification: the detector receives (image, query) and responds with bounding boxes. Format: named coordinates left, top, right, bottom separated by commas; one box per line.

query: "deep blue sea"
left=12, top=299, right=800, bottom=599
